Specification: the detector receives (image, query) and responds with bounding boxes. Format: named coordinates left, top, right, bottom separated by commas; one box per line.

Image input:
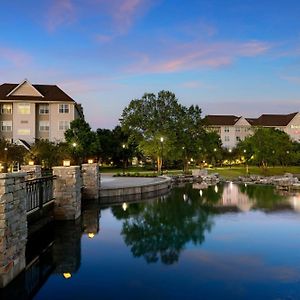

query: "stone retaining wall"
left=100, top=176, right=172, bottom=199
left=0, top=173, right=27, bottom=288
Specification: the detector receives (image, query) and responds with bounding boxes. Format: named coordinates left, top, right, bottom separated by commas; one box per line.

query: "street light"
left=122, top=144, right=126, bottom=175
left=160, top=137, right=164, bottom=175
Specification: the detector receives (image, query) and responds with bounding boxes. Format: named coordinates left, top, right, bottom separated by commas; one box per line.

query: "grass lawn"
left=208, top=166, right=300, bottom=179
left=100, top=165, right=300, bottom=180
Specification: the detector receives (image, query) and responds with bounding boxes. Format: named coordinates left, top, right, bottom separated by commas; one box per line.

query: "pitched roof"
left=204, top=115, right=241, bottom=126
left=250, top=112, right=298, bottom=126
left=0, top=83, right=75, bottom=102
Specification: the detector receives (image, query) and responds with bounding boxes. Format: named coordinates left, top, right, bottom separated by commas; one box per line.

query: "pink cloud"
left=126, top=40, right=271, bottom=74
left=0, top=47, right=31, bottom=67
left=46, top=0, right=75, bottom=32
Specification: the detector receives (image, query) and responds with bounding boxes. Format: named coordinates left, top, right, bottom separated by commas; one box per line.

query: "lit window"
left=59, top=104, right=69, bottom=114
left=1, top=121, right=12, bottom=132
left=39, top=121, right=49, bottom=131
left=1, top=104, right=12, bottom=114
left=18, top=103, right=30, bottom=114
left=59, top=120, right=70, bottom=131
left=17, top=129, right=30, bottom=135
left=39, top=104, right=49, bottom=115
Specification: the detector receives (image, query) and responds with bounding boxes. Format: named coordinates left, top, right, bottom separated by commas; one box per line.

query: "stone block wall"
left=52, top=166, right=82, bottom=220
left=0, top=172, right=27, bottom=288
left=21, top=165, right=42, bottom=180
left=81, top=163, right=100, bottom=200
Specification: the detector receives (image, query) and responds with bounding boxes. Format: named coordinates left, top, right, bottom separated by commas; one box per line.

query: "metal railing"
left=26, top=176, right=56, bottom=213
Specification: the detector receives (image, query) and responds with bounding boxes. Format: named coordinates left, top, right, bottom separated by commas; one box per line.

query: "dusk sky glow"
left=1, top=0, right=300, bottom=129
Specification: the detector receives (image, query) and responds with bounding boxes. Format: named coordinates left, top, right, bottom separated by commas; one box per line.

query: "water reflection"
left=1, top=183, right=300, bottom=300
left=112, top=183, right=300, bottom=265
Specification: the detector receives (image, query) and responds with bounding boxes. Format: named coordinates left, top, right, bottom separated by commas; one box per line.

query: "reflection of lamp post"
left=160, top=137, right=164, bottom=175
left=243, top=149, right=249, bottom=175
left=122, top=144, right=126, bottom=175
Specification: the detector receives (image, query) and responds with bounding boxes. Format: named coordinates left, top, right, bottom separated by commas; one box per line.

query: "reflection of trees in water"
left=111, top=185, right=223, bottom=265
left=238, top=184, right=286, bottom=210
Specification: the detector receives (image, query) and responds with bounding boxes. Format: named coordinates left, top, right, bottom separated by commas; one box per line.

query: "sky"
left=0, top=0, right=300, bottom=129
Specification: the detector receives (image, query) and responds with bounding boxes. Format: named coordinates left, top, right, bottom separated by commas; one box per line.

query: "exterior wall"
left=285, top=113, right=300, bottom=142
left=49, top=103, right=75, bottom=142
left=12, top=102, right=36, bottom=143
left=9, top=82, right=42, bottom=97
left=220, top=126, right=236, bottom=149
left=36, top=106, right=50, bottom=140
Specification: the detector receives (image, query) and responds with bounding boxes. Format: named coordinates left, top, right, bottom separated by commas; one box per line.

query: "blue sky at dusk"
left=0, top=0, right=299, bottom=128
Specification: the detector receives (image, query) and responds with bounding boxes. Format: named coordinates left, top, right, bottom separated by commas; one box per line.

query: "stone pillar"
left=82, top=202, right=100, bottom=237
left=21, top=165, right=42, bottom=179
left=81, top=163, right=100, bottom=200
left=0, top=172, right=27, bottom=288
left=52, top=166, right=82, bottom=220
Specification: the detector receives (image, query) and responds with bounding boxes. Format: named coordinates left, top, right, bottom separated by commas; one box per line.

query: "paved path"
left=101, top=174, right=164, bottom=189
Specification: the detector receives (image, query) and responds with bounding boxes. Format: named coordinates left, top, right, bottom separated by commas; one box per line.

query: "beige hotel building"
left=0, top=80, right=83, bottom=144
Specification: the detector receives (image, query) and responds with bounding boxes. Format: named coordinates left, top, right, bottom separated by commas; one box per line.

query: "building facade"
left=205, top=115, right=252, bottom=149
left=0, top=80, right=83, bottom=143
left=205, top=112, right=300, bottom=149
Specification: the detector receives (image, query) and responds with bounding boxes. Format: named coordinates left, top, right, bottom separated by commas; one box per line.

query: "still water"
left=3, top=183, right=300, bottom=300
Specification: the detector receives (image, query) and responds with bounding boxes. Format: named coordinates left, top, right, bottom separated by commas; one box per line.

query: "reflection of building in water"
left=218, top=183, right=253, bottom=212
left=288, top=194, right=300, bottom=212
left=82, top=202, right=101, bottom=238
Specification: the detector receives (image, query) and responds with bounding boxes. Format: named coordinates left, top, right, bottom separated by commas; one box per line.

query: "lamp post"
left=122, top=144, right=126, bottom=175
left=3, top=147, right=7, bottom=173
left=160, top=137, right=164, bottom=175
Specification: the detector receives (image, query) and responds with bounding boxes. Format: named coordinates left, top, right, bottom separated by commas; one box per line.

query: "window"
left=59, top=120, right=70, bottom=131
left=18, top=103, right=30, bottom=114
left=225, top=136, right=230, bottom=142
left=1, top=121, right=12, bottom=132
left=39, top=121, right=49, bottom=132
left=224, top=127, right=230, bottom=132
left=17, top=129, right=30, bottom=135
left=236, top=136, right=241, bottom=142
left=235, top=127, right=240, bottom=132
left=21, top=120, right=28, bottom=124
left=59, top=104, right=69, bottom=114
left=1, top=104, right=12, bottom=114
left=39, top=104, right=49, bottom=115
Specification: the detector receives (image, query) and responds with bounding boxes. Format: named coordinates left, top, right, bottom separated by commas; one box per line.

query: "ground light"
left=63, top=160, right=71, bottom=167
left=88, top=233, right=95, bottom=239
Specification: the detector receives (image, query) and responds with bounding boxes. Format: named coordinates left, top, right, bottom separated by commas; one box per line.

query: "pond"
left=2, top=183, right=300, bottom=300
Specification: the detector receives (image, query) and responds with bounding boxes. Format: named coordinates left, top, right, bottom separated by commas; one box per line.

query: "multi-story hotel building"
left=205, top=112, right=300, bottom=148
left=0, top=80, right=83, bottom=144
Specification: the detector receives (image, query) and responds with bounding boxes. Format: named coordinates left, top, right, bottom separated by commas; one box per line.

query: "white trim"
left=6, top=79, right=44, bottom=98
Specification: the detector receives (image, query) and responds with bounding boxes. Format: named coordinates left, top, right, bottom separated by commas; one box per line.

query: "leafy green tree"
left=121, top=91, right=209, bottom=173
left=237, top=128, right=294, bottom=169
left=65, top=119, right=100, bottom=164
left=26, top=139, right=61, bottom=168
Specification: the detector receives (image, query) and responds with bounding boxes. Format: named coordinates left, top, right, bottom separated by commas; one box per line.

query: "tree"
left=237, top=128, right=294, bottom=169
left=121, top=91, right=208, bottom=173
left=65, top=119, right=100, bottom=164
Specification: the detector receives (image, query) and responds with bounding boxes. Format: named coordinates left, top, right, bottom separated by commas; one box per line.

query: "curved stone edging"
left=100, top=176, right=172, bottom=199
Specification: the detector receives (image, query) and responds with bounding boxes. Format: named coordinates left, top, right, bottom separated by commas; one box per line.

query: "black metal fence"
left=26, top=176, right=55, bottom=213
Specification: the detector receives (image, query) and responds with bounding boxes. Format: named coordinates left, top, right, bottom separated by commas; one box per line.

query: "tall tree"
left=121, top=91, right=207, bottom=173
left=65, top=119, right=100, bottom=164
